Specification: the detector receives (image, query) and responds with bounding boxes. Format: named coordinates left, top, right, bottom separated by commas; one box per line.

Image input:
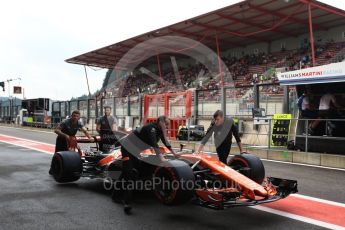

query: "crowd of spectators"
left=108, top=40, right=345, bottom=101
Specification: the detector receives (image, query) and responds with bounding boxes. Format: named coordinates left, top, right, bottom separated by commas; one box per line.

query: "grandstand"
left=65, top=1, right=345, bottom=103
left=108, top=40, right=345, bottom=99
left=62, top=1, right=345, bottom=128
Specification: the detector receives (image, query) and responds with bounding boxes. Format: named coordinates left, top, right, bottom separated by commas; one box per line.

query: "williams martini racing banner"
left=277, top=62, right=345, bottom=85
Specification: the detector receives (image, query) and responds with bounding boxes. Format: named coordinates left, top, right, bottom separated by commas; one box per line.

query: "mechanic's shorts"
left=301, top=110, right=318, bottom=119
left=55, top=136, right=68, bottom=153
left=318, top=110, right=332, bottom=118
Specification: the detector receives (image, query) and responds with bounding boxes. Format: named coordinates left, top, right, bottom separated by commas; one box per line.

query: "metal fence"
left=0, top=98, right=22, bottom=123
left=1, top=101, right=345, bottom=155
left=0, top=83, right=297, bottom=130
left=196, top=84, right=293, bottom=117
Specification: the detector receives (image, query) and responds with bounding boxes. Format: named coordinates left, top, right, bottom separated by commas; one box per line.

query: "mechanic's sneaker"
left=123, top=204, right=132, bottom=215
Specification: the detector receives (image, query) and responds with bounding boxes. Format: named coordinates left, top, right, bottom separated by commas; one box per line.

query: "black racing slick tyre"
left=51, top=151, right=82, bottom=183
left=228, top=154, right=265, bottom=184
left=153, top=160, right=195, bottom=205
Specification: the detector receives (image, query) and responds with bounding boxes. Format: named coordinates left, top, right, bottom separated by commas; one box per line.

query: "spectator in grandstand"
left=96, top=106, right=118, bottom=152
left=260, top=75, right=265, bottom=83
left=301, top=55, right=309, bottom=64
left=49, top=110, right=93, bottom=174
left=197, top=110, right=244, bottom=164
left=252, top=75, right=259, bottom=85
left=316, top=47, right=324, bottom=56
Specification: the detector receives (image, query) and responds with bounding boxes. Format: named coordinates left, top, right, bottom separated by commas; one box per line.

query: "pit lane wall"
left=169, top=116, right=345, bottom=169
left=169, top=140, right=345, bottom=169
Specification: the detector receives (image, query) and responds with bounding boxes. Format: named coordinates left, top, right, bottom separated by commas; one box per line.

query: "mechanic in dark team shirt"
left=54, top=110, right=93, bottom=152
left=197, top=110, right=244, bottom=164
left=96, top=106, right=118, bottom=152
left=113, top=115, right=177, bottom=214
left=49, top=110, right=93, bottom=174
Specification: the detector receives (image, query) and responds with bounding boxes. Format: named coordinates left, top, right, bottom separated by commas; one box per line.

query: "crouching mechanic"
left=197, top=110, right=244, bottom=164
left=113, top=116, right=177, bottom=214
left=49, top=110, right=93, bottom=174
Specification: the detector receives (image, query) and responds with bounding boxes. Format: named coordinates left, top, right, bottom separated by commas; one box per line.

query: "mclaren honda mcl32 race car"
left=50, top=135, right=298, bottom=210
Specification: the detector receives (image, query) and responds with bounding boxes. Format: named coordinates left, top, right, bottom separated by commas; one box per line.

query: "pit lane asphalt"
left=0, top=126, right=344, bottom=230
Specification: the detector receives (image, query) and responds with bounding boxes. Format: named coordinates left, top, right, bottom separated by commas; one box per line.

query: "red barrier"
left=143, top=90, right=192, bottom=139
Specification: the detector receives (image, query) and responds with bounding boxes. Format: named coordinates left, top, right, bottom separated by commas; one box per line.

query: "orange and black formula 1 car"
left=50, top=136, right=298, bottom=210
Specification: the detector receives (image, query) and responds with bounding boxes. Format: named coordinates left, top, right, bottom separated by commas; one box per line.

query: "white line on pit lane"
left=251, top=206, right=345, bottom=230
left=0, top=126, right=54, bottom=134
left=291, top=194, right=345, bottom=208
left=0, top=139, right=52, bottom=155
left=0, top=134, right=55, bottom=147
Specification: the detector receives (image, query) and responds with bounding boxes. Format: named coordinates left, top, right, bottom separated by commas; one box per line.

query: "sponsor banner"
left=277, top=62, right=345, bottom=85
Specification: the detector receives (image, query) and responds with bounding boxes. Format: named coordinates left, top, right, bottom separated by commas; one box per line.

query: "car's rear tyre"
left=228, top=154, right=265, bottom=184
left=51, top=151, right=82, bottom=183
left=154, top=160, right=195, bottom=205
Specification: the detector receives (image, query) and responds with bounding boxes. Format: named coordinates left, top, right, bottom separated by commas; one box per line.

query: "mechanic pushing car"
left=49, top=110, right=93, bottom=174
left=197, top=110, right=244, bottom=164
left=96, top=106, right=118, bottom=152
left=113, top=115, right=178, bottom=214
